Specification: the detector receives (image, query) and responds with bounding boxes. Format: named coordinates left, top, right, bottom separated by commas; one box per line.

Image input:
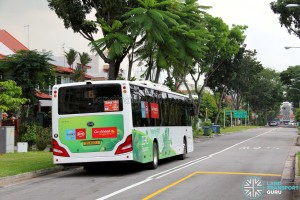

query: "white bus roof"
left=53, top=80, right=188, bottom=98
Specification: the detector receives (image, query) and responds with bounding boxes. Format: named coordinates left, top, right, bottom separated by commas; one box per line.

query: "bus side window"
left=130, top=86, right=141, bottom=127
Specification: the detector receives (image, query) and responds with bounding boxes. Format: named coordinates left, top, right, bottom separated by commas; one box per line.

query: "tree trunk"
left=154, top=67, right=161, bottom=83
left=214, top=88, right=226, bottom=125
left=127, top=55, right=133, bottom=80
left=108, top=60, right=121, bottom=80
left=115, top=60, right=121, bottom=79
left=108, top=61, right=116, bottom=80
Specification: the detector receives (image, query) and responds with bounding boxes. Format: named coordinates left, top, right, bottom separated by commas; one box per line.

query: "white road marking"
left=96, top=128, right=276, bottom=200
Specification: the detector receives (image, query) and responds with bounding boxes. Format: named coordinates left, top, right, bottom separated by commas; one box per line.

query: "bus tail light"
left=115, top=135, right=132, bottom=155
left=52, top=139, right=70, bottom=157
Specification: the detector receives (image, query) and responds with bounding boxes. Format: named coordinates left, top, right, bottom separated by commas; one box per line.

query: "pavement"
left=0, top=166, right=64, bottom=186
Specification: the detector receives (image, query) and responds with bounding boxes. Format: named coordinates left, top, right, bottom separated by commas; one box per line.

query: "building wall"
left=280, top=102, right=294, bottom=122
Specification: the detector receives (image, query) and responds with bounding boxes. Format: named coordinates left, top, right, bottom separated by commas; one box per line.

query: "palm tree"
left=79, top=52, right=92, bottom=71
left=64, top=48, right=77, bottom=69
left=71, top=52, right=92, bottom=82
left=123, top=0, right=180, bottom=83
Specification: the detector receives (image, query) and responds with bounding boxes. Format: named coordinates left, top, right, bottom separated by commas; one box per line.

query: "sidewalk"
left=0, top=166, right=64, bottom=187
left=292, top=138, right=300, bottom=199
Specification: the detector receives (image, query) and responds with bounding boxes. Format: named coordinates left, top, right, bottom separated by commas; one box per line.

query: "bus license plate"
left=83, top=140, right=101, bottom=146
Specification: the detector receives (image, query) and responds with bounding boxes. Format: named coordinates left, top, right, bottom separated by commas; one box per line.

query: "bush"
left=201, top=121, right=212, bottom=127
left=36, top=127, right=51, bottom=151
left=20, top=122, right=51, bottom=150
left=193, top=128, right=203, bottom=137
left=20, top=122, right=38, bottom=148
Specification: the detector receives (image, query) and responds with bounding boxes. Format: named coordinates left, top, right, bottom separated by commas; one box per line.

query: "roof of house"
left=35, top=91, right=52, bottom=99
left=0, top=29, right=29, bottom=54
left=0, top=53, right=4, bottom=59
left=53, top=65, right=94, bottom=79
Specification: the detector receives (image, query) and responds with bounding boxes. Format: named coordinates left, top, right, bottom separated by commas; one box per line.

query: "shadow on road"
left=60, top=156, right=180, bottom=178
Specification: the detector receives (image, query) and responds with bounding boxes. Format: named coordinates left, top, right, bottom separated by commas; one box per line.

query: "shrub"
left=201, top=121, right=212, bottom=127
left=20, top=122, right=52, bottom=150
left=193, top=128, right=203, bottom=137
left=20, top=122, right=39, bottom=148
left=36, top=127, right=51, bottom=151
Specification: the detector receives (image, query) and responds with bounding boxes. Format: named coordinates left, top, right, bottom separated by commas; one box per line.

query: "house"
left=0, top=29, right=95, bottom=91
left=50, top=54, right=126, bottom=80
left=0, top=29, right=29, bottom=54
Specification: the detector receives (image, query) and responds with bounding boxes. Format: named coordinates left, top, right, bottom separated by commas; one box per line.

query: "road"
left=0, top=127, right=298, bottom=200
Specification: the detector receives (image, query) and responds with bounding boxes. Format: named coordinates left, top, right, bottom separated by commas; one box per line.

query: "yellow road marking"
left=195, top=171, right=281, bottom=177
left=143, top=171, right=281, bottom=200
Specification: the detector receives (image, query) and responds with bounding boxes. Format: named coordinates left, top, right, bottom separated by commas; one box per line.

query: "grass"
left=0, top=151, right=54, bottom=178
left=221, top=125, right=258, bottom=133
left=194, top=125, right=258, bottom=137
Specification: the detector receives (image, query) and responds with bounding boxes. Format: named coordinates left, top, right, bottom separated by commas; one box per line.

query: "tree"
left=280, top=65, right=300, bottom=107
left=48, top=0, right=139, bottom=80
left=295, top=108, right=300, bottom=122
left=244, top=68, right=284, bottom=125
left=199, top=92, right=218, bottom=122
left=0, top=80, right=28, bottom=113
left=280, top=65, right=300, bottom=85
left=123, top=0, right=177, bottom=82
left=71, top=52, right=92, bottom=82
left=207, top=45, right=246, bottom=124
left=48, top=0, right=210, bottom=81
left=0, top=50, right=53, bottom=116
left=228, top=49, right=264, bottom=110
left=166, top=0, right=211, bottom=88
left=271, top=0, right=300, bottom=38
left=186, top=15, right=246, bottom=116
left=64, top=48, right=77, bottom=68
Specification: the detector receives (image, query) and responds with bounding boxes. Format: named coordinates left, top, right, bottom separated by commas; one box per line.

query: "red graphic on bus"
left=92, top=127, right=117, bottom=138
left=76, top=129, right=86, bottom=140
left=104, top=100, right=119, bottom=112
left=150, top=103, right=159, bottom=119
left=145, top=102, right=149, bottom=118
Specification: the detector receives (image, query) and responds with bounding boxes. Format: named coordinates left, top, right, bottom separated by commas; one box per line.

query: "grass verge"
left=0, top=151, right=54, bottom=178
left=221, top=125, right=258, bottom=133
left=194, top=125, right=258, bottom=137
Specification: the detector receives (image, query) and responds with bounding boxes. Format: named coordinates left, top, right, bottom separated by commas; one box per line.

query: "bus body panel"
left=132, top=127, right=193, bottom=164
left=58, top=114, right=124, bottom=153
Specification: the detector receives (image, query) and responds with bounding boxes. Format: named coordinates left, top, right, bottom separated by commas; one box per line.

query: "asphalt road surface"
left=0, top=127, right=298, bottom=200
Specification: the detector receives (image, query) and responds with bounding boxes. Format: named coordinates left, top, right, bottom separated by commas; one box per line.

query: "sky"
left=0, top=0, right=300, bottom=72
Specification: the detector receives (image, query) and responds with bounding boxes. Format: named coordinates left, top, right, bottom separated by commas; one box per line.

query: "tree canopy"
left=271, top=0, right=300, bottom=38
left=0, top=50, right=53, bottom=107
left=0, top=80, right=28, bottom=113
left=48, top=0, right=139, bottom=80
left=280, top=65, right=300, bottom=108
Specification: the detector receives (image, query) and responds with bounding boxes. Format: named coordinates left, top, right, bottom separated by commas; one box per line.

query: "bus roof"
left=53, top=80, right=188, bottom=98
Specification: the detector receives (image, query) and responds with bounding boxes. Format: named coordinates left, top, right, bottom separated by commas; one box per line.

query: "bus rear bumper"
left=53, top=152, right=133, bottom=165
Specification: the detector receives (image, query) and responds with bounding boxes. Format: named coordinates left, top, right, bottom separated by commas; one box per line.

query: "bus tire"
left=148, top=142, right=159, bottom=169
left=178, top=138, right=187, bottom=160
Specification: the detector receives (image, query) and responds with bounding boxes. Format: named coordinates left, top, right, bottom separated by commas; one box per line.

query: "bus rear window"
left=58, top=84, right=123, bottom=115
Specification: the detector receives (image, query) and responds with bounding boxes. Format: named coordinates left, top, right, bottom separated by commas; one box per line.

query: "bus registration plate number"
left=83, top=140, right=100, bottom=146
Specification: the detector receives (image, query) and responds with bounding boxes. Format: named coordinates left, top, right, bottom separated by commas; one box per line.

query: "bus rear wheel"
left=148, top=142, right=158, bottom=169
left=178, top=138, right=187, bottom=160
